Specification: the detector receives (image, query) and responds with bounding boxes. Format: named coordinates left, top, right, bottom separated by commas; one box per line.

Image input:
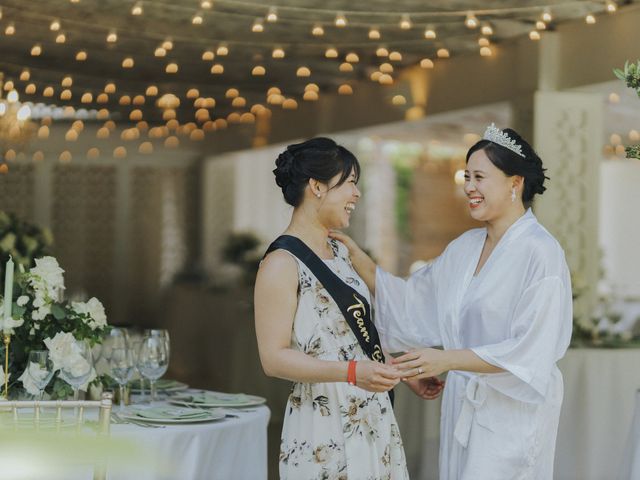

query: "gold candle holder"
left=3, top=333, right=9, bottom=399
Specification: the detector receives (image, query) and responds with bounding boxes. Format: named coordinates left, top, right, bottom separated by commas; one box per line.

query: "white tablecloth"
left=107, top=405, right=270, bottom=480
left=394, top=348, right=640, bottom=480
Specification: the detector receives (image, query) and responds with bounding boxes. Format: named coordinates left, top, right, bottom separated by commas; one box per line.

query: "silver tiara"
left=483, top=123, right=525, bottom=157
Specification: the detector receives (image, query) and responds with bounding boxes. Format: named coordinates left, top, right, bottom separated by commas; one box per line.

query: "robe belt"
left=453, top=374, right=492, bottom=448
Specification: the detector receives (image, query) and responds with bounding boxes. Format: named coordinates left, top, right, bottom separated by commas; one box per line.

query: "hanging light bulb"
left=105, top=82, right=116, bottom=93
left=369, top=27, right=381, bottom=40
left=24, top=83, right=36, bottom=95
left=339, top=62, right=353, bottom=72
left=146, top=85, right=158, bottom=96
left=312, top=24, right=324, bottom=36
left=192, top=12, right=203, bottom=25
left=345, top=53, right=359, bottom=63
left=122, top=57, right=134, bottom=68
left=389, top=51, right=402, bottom=61
left=5, top=23, right=15, bottom=35
left=61, top=76, right=73, bottom=87
left=529, top=30, right=541, bottom=40
left=376, top=47, right=389, bottom=57
left=166, top=62, right=179, bottom=73
left=480, top=46, right=493, bottom=57
left=211, top=64, right=224, bottom=74
left=465, top=12, right=479, bottom=29
left=252, top=65, right=266, bottom=76
left=252, top=19, right=264, bottom=32
left=478, top=37, right=490, bottom=47
left=76, top=50, right=87, bottom=61
left=56, top=33, right=66, bottom=43
left=201, top=0, right=212, bottom=8
left=217, top=44, right=229, bottom=56
left=424, top=27, right=436, bottom=39
left=606, top=1, right=617, bottom=13
left=31, top=44, right=43, bottom=56
left=325, top=48, right=338, bottom=58
left=585, top=14, right=596, bottom=24
left=272, top=47, right=285, bottom=58
left=420, top=58, right=434, bottom=69
left=20, top=70, right=30, bottom=81
left=481, top=24, right=493, bottom=36
left=297, top=66, right=311, bottom=77
left=162, top=39, right=173, bottom=50
left=399, top=14, right=412, bottom=30
left=50, top=19, right=61, bottom=31
left=436, top=48, right=450, bottom=58
left=542, top=10, right=553, bottom=23
left=202, top=50, right=214, bottom=61
left=266, top=7, right=278, bottom=22
left=536, top=20, right=546, bottom=30
left=131, top=2, right=143, bottom=15
left=107, top=30, right=118, bottom=43
left=335, top=13, right=347, bottom=27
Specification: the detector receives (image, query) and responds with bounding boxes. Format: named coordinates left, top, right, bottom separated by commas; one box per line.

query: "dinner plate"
left=121, top=406, right=225, bottom=424
left=169, top=391, right=266, bottom=408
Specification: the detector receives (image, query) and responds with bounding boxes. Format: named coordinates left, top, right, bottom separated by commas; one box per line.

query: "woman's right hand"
left=354, top=360, right=402, bottom=392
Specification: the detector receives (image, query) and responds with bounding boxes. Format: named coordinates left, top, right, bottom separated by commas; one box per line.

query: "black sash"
left=265, top=235, right=393, bottom=404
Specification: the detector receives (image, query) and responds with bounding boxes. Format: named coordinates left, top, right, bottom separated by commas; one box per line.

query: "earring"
left=511, top=188, right=516, bottom=203
left=316, top=193, right=321, bottom=198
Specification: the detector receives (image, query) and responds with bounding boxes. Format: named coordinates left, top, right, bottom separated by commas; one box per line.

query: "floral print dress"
left=279, top=239, right=409, bottom=480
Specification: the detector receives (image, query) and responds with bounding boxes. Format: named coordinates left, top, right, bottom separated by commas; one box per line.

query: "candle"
left=3, top=256, right=14, bottom=331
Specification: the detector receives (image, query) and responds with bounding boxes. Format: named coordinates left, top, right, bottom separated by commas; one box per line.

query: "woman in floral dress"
left=255, top=138, right=409, bottom=479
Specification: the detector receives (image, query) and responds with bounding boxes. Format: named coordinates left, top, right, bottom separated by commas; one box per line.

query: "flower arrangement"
left=1, top=256, right=110, bottom=399
left=614, top=60, right=640, bottom=160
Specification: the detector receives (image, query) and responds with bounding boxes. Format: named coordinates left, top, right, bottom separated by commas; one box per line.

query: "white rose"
left=44, top=332, right=77, bottom=371
left=72, top=298, right=107, bottom=330
left=66, top=354, right=91, bottom=378
left=29, top=256, right=65, bottom=300
left=17, top=296, right=29, bottom=307
left=32, top=305, right=51, bottom=321
left=19, top=362, right=50, bottom=396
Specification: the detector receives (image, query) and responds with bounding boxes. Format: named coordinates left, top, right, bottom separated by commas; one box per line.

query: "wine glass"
left=58, top=339, right=94, bottom=401
left=137, top=333, right=169, bottom=403
left=26, top=350, right=55, bottom=400
left=109, top=345, right=134, bottom=411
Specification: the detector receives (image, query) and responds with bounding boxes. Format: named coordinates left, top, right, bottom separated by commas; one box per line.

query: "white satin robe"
left=375, top=209, right=572, bottom=479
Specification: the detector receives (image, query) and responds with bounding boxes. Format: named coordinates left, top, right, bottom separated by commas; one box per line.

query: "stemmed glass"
left=107, top=329, right=135, bottom=411
left=26, top=350, right=55, bottom=400
left=137, top=332, right=169, bottom=403
left=58, top=339, right=94, bottom=401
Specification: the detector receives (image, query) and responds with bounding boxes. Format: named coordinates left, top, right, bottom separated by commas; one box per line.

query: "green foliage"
left=221, top=231, right=263, bottom=285
left=614, top=60, right=640, bottom=94
left=0, top=211, right=53, bottom=278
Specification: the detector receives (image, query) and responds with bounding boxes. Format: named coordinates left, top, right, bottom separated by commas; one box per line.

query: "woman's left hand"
left=392, top=348, right=451, bottom=379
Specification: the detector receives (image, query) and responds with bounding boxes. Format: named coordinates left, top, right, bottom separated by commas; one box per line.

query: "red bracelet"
left=347, top=360, right=357, bottom=386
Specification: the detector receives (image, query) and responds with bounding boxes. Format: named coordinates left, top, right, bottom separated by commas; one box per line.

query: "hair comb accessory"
left=483, top=123, right=526, bottom=158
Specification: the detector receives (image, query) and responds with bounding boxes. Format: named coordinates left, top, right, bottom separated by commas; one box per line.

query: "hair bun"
left=274, top=150, right=295, bottom=188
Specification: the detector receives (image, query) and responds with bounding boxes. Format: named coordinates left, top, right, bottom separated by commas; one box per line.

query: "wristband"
left=347, top=360, right=357, bottom=386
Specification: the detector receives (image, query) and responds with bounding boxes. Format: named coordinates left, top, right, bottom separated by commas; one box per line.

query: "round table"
left=107, top=404, right=271, bottom=480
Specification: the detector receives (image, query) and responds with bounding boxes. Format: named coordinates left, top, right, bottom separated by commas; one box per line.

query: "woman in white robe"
left=332, top=125, right=573, bottom=479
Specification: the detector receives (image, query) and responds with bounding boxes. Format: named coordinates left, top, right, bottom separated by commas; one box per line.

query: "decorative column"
left=533, top=90, right=602, bottom=326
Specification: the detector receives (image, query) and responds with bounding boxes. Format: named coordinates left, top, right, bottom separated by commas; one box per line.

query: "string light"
left=606, top=1, right=617, bottom=13
left=131, top=2, right=143, bottom=15
left=378, top=74, right=393, bottom=85
left=376, top=47, right=389, bottom=57
left=122, top=57, right=134, bottom=68
left=542, top=10, right=552, bottom=22
left=480, top=46, right=493, bottom=57
left=61, top=76, right=73, bottom=87
left=529, top=30, right=541, bottom=40
left=325, top=48, right=338, bottom=58
left=536, top=21, right=546, bottom=30
left=202, top=50, right=214, bottom=61
left=105, top=82, right=116, bottom=93
left=585, top=14, right=596, bottom=24
left=119, top=95, right=131, bottom=105
left=437, top=48, right=450, bottom=58
left=19, top=70, right=30, bottom=81
left=420, top=58, right=434, bottom=69
left=166, top=62, right=179, bottom=73
left=192, top=12, right=203, bottom=25
left=211, top=64, right=224, bottom=74
left=146, top=85, right=158, bottom=96
left=272, top=47, right=285, bottom=59
left=162, top=40, right=173, bottom=50
left=339, top=62, right=353, bottom=72
left=389, top=51, right=402, bottom=61
left=296, top=66, right=311, bottom=77
left=31, top=44, right=43, bottom=56
left=282, top=98, right=298, bottom=109
left=216, top=45, right=229, bottom=56
left=338, top=84, right=353, bottom=95
left=424, top=27, right=436, bottom=39
left=56, top=33, right=66, bottom=43
left=5, top=24, right=15, bottom=35
left=380, top=63, right=393, bottom=73
left=225, top=88, right=239, bottom=98
left=481, top=24, right=493, bottom=36
left=25, top=84, right=36, bottom=95
left=335, top=13, right=347, bottom=27
left=303, top=90, right=318, bottom=101
left=369, top=28, right=381, bottom=40
left=399, top=14, right=412, bottom=30
left=201, top=1, right=212, bottom=9
left=76, top=50, right=87, bottom=61
left=345, top=53, right=359, bottom=63
left=266, top=7, right=278, bottom=23
left=312, top=25, right=324, bottom=36
left=50, top=20, right=61, bottom=31
left=392, top=95, right=406, bottom=105
left=252, top=65, right=266, bottom=75
left=252, top=19, right=264, bottom=32
left=107, top=31, right=118, bottom=43
left=465, top=12, right=479, bottom=29
left=155, top=47, right=167, bottom=57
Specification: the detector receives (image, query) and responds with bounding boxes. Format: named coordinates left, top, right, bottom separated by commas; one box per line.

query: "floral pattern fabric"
left=279, top=240, right=409, bottom=480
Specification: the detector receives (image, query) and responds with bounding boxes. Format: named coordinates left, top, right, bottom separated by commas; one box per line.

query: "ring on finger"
left=417, top=367, right=424, bottom=375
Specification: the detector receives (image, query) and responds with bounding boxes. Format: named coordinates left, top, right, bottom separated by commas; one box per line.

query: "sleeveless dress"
left=278, top=239, right=409, bottom=480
